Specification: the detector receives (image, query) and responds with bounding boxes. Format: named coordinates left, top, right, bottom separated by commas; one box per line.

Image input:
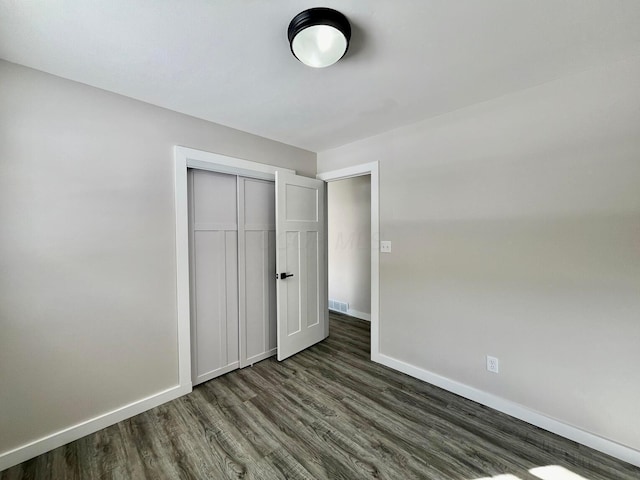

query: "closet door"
left=188, top=169, right=239, bottom=385
left=238, top=177, right=277, bottom=367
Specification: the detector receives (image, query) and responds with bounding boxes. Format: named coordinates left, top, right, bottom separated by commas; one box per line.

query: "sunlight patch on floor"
left=471, top=465, right=591, bottom=480
left=472, top=475, right=523, bottom=480
left=529, top=465, right=590, bottom=480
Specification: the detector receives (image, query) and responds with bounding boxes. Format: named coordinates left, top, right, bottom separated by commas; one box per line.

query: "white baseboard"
left=375, top=353, right=640, bottom=468
left=347, top=309, right=371, bottom=321
left=0, top=383, right=192, bottom=472
left=329, top=307, right=371, bottom=321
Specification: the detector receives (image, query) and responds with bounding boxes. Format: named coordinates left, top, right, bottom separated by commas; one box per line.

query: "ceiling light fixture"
left=288, top=7, right=351, bottom=68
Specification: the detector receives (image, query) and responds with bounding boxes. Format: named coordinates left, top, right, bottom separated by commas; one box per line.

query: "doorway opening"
left=317, top=162, right=380, bottom=361
left=327, top=175, right=371, bottom=321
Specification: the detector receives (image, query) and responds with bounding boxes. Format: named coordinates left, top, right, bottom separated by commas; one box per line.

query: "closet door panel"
left=245, top=231, right=268, bottom=359
left=192, top=169, right=237, bottom=227
left=267, top=230, right=277, bottom=351
left=224, top=231, right=239, bottom=363
left=244, top=179, right=276, bottom=226
left=239, top=178, right=277, bottom=367
left=193, top=231, right=238, bottom=376
left=189, top=169, right=239, bottom=385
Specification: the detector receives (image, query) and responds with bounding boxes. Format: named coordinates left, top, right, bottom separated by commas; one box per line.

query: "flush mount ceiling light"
left=288, top=7, right=351, bottom=68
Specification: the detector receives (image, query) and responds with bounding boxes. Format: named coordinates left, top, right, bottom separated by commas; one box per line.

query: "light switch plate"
left=380, top=241, right=392, bottom=253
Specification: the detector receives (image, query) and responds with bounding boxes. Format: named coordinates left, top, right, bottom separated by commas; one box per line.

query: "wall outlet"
left=486, top=355, right=499, bottom=374
left=380, top=241, right=392, bottom=253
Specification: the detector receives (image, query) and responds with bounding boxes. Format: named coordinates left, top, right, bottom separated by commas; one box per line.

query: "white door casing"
left=275, top=171, right=328, bottom=361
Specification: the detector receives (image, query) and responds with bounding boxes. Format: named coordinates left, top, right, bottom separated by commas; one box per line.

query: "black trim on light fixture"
left=288, top=7, right=351, bottom=66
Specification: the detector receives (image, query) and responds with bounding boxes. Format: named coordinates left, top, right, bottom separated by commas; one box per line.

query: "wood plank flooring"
left=2, top=313, right=639, bottom=479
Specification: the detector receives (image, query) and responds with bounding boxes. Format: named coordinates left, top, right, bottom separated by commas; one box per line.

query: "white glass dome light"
left=291, top=24, right=348, bottom=68
left=288, top=8, right=351, bottom=68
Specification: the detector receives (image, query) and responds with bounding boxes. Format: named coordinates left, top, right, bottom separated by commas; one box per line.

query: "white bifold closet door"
left=188, top=169, right=276, bottom=386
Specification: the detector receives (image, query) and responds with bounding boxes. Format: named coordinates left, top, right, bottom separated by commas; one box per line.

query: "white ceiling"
left=1, top=1, right=640, bottom=152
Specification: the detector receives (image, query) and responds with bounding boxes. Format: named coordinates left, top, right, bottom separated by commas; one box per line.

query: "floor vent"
left=329, top=299, right=349, bottom=314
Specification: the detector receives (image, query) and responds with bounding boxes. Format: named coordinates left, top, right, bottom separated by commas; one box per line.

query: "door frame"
left=317, top=162, right=380, bottom=361
left=174, top=146, right=295, bottom=390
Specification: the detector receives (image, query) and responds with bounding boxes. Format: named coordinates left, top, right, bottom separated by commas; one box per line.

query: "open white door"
left=275, top=171, right=327, bottom=361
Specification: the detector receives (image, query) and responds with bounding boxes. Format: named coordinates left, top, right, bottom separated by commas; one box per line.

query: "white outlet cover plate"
left=487, top=355, right=499, bottom=373
left=381, top=241, right=392, bottom=253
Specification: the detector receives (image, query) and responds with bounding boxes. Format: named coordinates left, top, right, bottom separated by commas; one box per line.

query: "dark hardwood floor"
left=2, top=313, right=639, bottom=479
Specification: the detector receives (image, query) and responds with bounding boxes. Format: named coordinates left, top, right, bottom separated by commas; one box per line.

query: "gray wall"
left=318, top=57, right=640, bottom=451
left=328, top=176, right=371, bottom=317
left=0, top=60, right=315, bottom=455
